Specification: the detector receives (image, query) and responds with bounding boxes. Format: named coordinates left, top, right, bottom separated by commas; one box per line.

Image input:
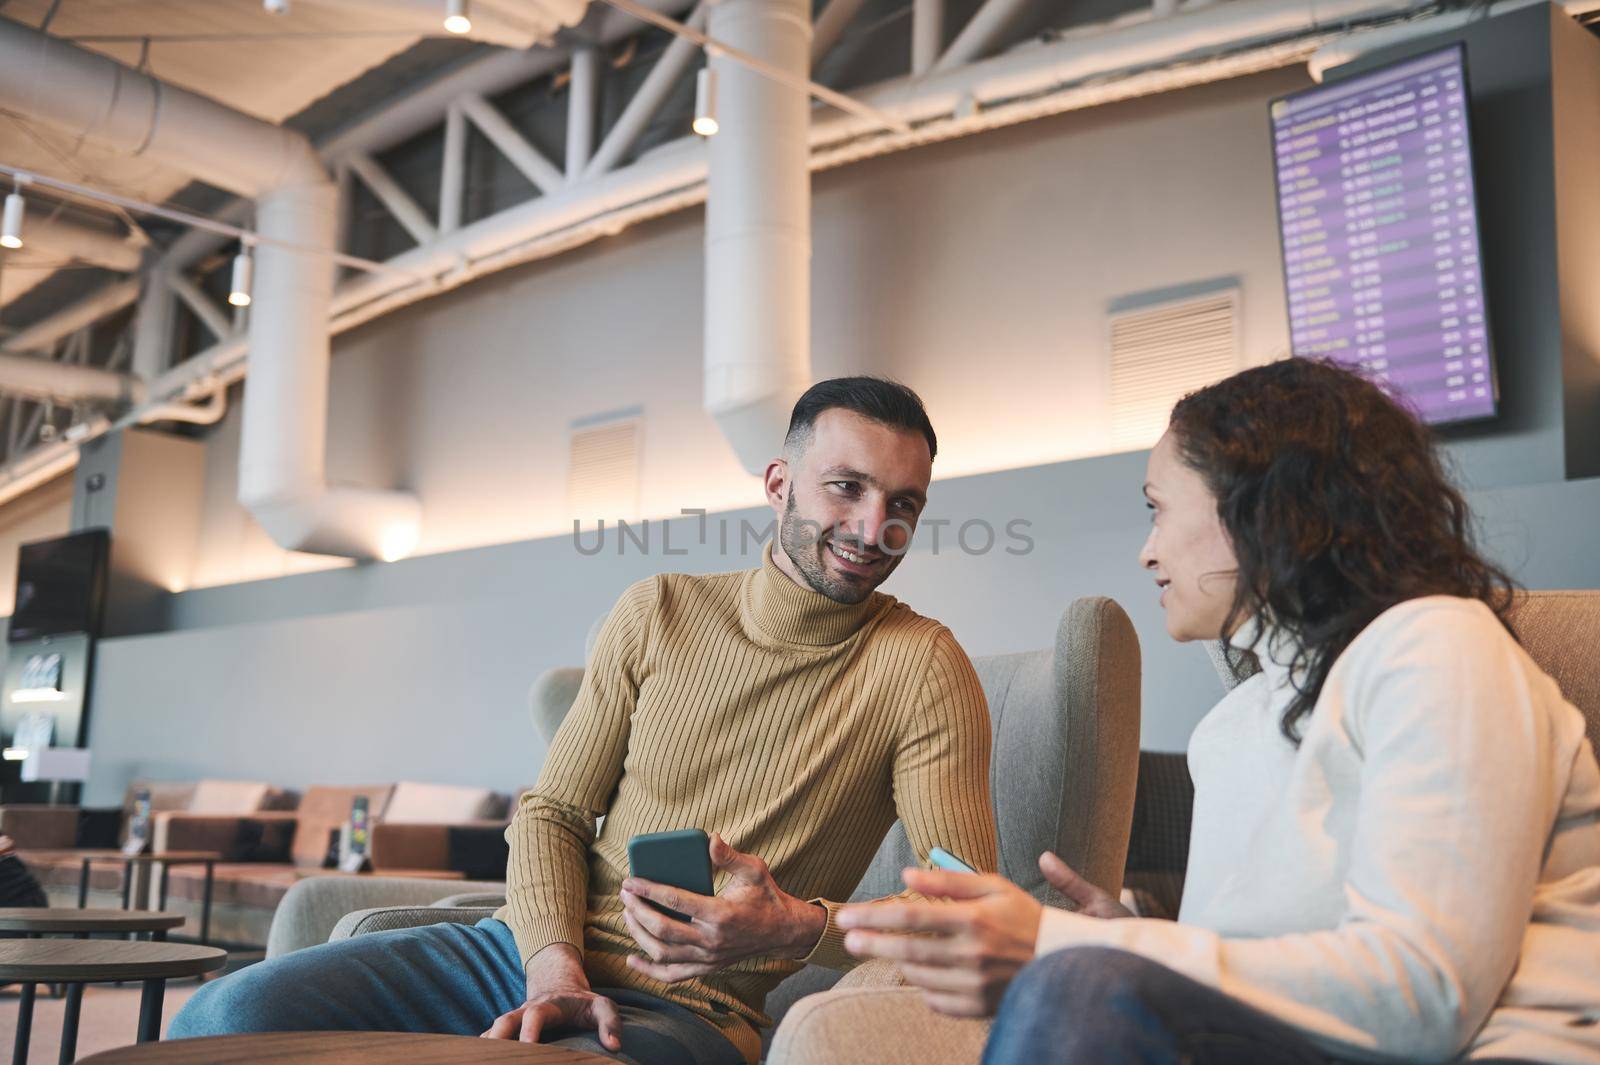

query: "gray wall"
left=18, top=48, right=1594, bottom=804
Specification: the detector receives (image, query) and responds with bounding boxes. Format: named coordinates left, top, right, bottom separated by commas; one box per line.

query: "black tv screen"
left=1271, top=44, right=1498, bottom=424
left=9, top=529, right=110, bottom=643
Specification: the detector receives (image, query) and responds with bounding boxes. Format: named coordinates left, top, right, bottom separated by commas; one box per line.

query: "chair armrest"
left=833, top=958, right=906, bottom=990
left=370, top=821, right=509, bottom=879
left=153, top=811, right=296, bottom=860
left=265, top=874, right=505, bottom=958
left=330, top=905, right=498, bottom=942
left=0, top=805, right=79, bottom=849
left=433, top=891, right=508, bottom=908
left=767, top=986, right=989, bottom=1065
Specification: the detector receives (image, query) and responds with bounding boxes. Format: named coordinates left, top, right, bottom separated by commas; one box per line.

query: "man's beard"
left=779, top=493, right=886, bottom=605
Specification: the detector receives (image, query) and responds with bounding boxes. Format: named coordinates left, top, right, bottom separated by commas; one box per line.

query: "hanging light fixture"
left=443, top=0, right=472, bottom=34
left=693, top=66, right=719, bottom=137
left=228, top=242, right=255, bottom=308
left=0, top=189, right=23, bottom=250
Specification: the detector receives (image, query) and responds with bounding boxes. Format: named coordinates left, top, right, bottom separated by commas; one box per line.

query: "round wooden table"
left=77, top=1032, right=613, bottom=1063
left=0, top=908, right=185, bottom=938
left=0, top=939, right=226, bottom=1065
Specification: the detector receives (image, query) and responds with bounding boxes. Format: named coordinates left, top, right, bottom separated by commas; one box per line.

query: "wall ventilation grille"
left=568, top=415, right=640, bottom=524
left=1109, top=288, right=1240, bottom=451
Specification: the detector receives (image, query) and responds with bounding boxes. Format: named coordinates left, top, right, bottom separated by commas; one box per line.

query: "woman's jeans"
left=982, top=946, right=1540, bottom=1065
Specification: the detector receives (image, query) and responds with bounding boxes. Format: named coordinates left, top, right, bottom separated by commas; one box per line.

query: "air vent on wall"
left=1108, top=284, right=1240, bottom=451
left=568, top=410, right=641, bottom=527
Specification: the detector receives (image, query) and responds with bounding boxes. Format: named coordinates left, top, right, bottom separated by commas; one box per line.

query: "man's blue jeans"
left=982, top=946, right=1540, bottom=1065
left=169, top=918, right=743, bottom=1065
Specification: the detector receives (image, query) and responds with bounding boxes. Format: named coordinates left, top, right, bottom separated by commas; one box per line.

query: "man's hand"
left=833, top=851, right=1132, bottom=1018
left=481, top=944, right=623, bottom=1052
left=619, top=832, right=825, bottom=983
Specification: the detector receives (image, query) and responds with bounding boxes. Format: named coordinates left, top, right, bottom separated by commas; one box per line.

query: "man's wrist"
left=784, top=899, right=829, bottom=960
left=525, top=942, right=586, bottom=993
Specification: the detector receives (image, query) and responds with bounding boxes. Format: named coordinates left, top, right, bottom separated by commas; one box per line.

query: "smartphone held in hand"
left=627, top=828, right=715, bottom=922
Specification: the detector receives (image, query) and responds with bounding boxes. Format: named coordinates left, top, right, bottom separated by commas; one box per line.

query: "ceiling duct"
left=703, top=0, right=814, bottom=475
left=0, top=19, right=422, bottom=560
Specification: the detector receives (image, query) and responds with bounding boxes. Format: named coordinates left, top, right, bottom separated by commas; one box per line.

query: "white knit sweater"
left=1036, top=596, right=1600, bottom=1063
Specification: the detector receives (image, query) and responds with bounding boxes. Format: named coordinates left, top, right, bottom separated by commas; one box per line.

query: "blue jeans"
left=169, top=918, right=743, bottom=1065
left=982, top=947, right=1540, bottom=1065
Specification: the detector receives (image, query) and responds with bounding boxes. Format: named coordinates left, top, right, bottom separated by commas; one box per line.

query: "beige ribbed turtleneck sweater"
left=495, top=543, right=998, bottom=1063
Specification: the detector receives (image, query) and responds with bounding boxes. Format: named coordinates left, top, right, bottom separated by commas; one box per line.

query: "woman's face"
left=1139, top=431, right=1241, bottom=642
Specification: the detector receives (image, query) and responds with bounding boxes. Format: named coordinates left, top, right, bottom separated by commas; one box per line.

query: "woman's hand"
left=835, top=852, right=1132, bottom=1017
left=1039, top=851, right=1135, bottom=919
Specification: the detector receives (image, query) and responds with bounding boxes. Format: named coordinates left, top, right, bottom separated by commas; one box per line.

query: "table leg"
left=136, top=979, right=166, bottom=1043
left=57, top=985, right=83, bottom=1065
left=77, top=859, right=89, bottom=909
left=120, top=859, right=133, bottom=910
left=13, top=982, right=35, bottom=1065
left=199, top=862, right=214, bottom=947
left=158, top=863, right=170, bottom=911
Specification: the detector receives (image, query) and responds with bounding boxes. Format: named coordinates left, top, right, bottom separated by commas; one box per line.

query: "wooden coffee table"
left=0, top=908, right=185, bottom=939
left=77, top=1032, right=612, bottom=1063
left=0, top=939, right=226, bottom=1065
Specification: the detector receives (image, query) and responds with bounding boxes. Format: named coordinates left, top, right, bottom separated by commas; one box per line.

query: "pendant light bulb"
left=0, top=192, right=23, bottom=250
left=693, top=66, right=719, bottom=137
left=229, top=244, right=255, bottom=308
left=443, top=0, right=471, bottom=34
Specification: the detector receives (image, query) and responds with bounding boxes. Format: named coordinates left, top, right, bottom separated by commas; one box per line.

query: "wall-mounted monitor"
left=1271, top=44, right=1497, bottom=424
left=8, top=528, right=110, bottom=644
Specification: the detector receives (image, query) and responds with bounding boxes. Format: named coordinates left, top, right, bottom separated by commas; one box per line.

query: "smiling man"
left=170, top=376, right=999, bottom=1065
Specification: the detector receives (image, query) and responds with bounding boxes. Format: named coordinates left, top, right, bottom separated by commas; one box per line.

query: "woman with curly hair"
left=838, top=358, right=1600, bottom=1064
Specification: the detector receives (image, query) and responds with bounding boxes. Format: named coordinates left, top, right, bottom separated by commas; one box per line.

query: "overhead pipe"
left=1307, top=0, right=1600, bottom=80
left=0, top=278, right=139, bottom=356
left=10, top=213, right=144, bottom=273
left=0, top=19, right=423, bottom=560
left=703, top=0, right=814, bottom=474
left=0, top=352, right=144, bottom=406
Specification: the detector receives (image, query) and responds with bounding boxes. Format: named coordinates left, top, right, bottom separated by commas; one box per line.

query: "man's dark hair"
left=784, top=376, right=937, bottom=461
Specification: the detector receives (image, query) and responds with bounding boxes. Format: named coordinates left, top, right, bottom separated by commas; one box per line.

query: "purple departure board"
left=1271, top=46, right=1498, bottom=424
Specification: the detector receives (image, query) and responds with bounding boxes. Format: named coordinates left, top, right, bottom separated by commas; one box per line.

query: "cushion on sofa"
left=289, top=785, right=395, bottom=869
left=383, top=782, right=505, bottom=825
left=188, top=779, right=275, bottom=815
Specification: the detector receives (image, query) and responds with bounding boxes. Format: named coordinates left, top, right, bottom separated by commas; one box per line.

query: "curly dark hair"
left=1168, top=358, right=1517, bottom=744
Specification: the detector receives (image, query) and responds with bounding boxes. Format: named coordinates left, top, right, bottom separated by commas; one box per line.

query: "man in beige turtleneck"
left=171, top=377, right=999, bottom=1065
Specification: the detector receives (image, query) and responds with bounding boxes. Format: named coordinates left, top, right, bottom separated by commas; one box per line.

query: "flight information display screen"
left=1271, top=45, right=1497, bottom=424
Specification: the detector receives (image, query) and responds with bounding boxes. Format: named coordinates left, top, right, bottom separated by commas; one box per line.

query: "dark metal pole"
left=136, top=979, right=166, bottom=1043
left=12, top=982, right=36, bottom=1065
left=57, top=983, right=83, bottom=1065
left=199, top=862, right=214, bottom=947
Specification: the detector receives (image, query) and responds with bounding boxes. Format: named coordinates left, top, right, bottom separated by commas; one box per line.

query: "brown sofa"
left=13, top=779, right=511, bottom=947
left=152, top=781, right=510, bottom=946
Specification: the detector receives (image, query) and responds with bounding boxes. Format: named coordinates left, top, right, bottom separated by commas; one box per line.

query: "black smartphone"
left=627, top=828, right=714, bottom=923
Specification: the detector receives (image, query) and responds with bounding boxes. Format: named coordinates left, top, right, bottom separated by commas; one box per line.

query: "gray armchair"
left=269, top=595, right=1143, bottom=1060
left=768, top=589, right=1600, bottom=1065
